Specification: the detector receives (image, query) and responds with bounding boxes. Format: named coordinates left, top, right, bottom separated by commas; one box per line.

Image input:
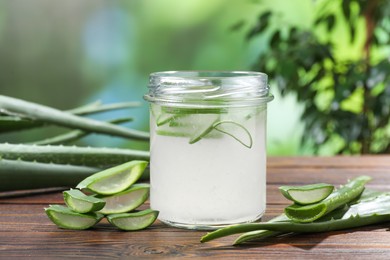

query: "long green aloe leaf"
left=233, top=188, right=387, bottom=245
left=284, top=175, right=371, bottom=222
left=0, top=158, right=100, bottom=191
left=201, top=193, right=390, bottom=243
left=67, top=101, right=141, bottom=115
left=0, top=116, right=39, bottom=133
left=28, top=117, right=133, bottom=145
left=0, top=157, right=150, bottom=192
left=0, top=100, right=140, bottom=134
left=233, top=214, right=290, bottom=245
left=0, top=143, right=149, bottom=167
left=201, top=212, right=390, bottom=243
left=0, top=95, right=149, bottom=140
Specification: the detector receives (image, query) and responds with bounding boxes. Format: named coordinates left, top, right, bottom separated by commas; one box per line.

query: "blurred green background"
left=0, top=0, right=388, bottom=155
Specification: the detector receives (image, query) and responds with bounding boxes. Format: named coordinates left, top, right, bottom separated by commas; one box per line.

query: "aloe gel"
left=144, top=71, right=273, bottom=229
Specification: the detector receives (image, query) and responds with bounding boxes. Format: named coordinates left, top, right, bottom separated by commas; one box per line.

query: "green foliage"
left=247, top=0, right=390, bottom=154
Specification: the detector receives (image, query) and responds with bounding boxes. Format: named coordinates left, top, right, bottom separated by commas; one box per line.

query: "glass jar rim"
left=149, top=70, right=268, bottom=79
left=145, top=70, right=273, bottom=108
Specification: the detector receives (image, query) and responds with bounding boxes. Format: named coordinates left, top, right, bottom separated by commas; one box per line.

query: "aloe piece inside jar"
left=151, top=104, right=263, bottom=148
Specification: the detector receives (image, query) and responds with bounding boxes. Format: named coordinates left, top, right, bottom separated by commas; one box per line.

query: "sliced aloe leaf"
left=107, top=209, right=159, bottom=231
left=155, top=130, right=192, bottom=138
left=156, top=113, right=178, bottom=126
left=76, top=160, right=148, bottom=195
left=63, top=189, right=105, bottom=213
left=213, top=120, right=253, bottom=148
left=284, top=176, right=371, bottom=223
left=45, top=205, right=104, bottom=230
left=98, top=184, right=150, bottom=214
left=189, top=124, right=215, bottom=144
left=189, top=115, right=220, bottom=144
left=279, top=183, right=334, bottom=205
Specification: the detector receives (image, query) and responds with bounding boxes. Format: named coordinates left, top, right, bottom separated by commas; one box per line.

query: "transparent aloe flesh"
left=150, top=103, right=268, bottom=227
left=45, top=205, right=103, bottom=230
left=107, top=210, right=159, bottom=230
left=279, top=183, right=334, bottom=204
left=63, top=189, right=105, bottom=213
left=98, top=184, right=150, bottom=214
left=76, top=161, right=147, bottom=195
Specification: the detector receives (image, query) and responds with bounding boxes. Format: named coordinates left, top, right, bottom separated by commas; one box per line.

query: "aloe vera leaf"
left=201, top=212, right=390, bottom=243
left=0, top=143, right=149, bottom=167
left=188, top=115, right=220, bottom=144
left=188, top=124, right=216, bottom=144
left=279, top=183, right=334, bottom=205
left=97, top=184, right=150, bottom=214
left=67, top=101, right=141, bottom=115
left=28, top=117, right=134, bottom=145
left=202, top=192, right=390, bottom=243
left=202, top=191, right=390, bottom=243
left=63, top=189, right=106, bottom=213
left=233, top=189, right=390, bottom=245
left=0, top=95, right=149, bottom=140
left=284, top=175, right=371, bottom=223
left=107, top=209, right=159, bottom=231
left=233, top=214, right=290, bottom=245
left=213, top=120, right=253, bottom=148
left=45, top=204, right=104, bottom=230
left=0, top=158, right=100, bottom=191
left=0, top=116, right=39, bottom=133
left=77, top=161, right=148, bottom=195
left=0, top=101, right=139, bottom=134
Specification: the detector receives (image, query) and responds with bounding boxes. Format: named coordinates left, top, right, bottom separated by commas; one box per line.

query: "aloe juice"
left=144, top=71, right=273, bottom=229
left=149, top=104, right=267, bottom=229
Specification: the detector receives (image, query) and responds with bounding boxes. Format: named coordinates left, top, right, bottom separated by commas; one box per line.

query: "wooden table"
left=1, top=157, right=390, bottom=259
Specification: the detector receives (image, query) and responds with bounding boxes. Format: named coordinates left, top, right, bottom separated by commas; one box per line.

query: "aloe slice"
left=45, top=205, right=104, bottom=230
left=107, top=209, right=159, bottom=231
left=284, top=175, right=371, bottom=223
left=189, top=115, right=220, bottom=144
left=98, top=184, right=150, bottom=214
left=76, top=160, right=148, bottom=195
left=63, top=189, right=106, bottom=213
left=279, top=183, right=334, bottom=205
left=213, top=121, right=253, bottom=148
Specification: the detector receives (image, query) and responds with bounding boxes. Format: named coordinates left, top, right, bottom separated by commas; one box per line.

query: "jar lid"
left=144, top=71, right=273, bottom=108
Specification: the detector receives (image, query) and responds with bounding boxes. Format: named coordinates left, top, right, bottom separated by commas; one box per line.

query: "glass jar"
left=144, top=71, right=273, bottom=230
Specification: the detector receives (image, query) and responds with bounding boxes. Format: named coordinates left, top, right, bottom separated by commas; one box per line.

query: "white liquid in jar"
left=149, top=105, right=267, bottom=229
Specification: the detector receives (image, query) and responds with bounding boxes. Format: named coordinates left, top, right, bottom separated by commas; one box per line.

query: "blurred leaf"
left=270, top=30, right=281, bottom=47
left=341, top=0, right=351, bottom=22
left=246, top=11, right=272, bottom=40
left=326, top=14, right=336, bottom=32
left=229, top=20, right=245, bottom=31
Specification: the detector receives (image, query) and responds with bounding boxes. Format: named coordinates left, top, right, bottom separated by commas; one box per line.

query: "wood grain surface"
left=1, top=156, right=390, bottom=259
